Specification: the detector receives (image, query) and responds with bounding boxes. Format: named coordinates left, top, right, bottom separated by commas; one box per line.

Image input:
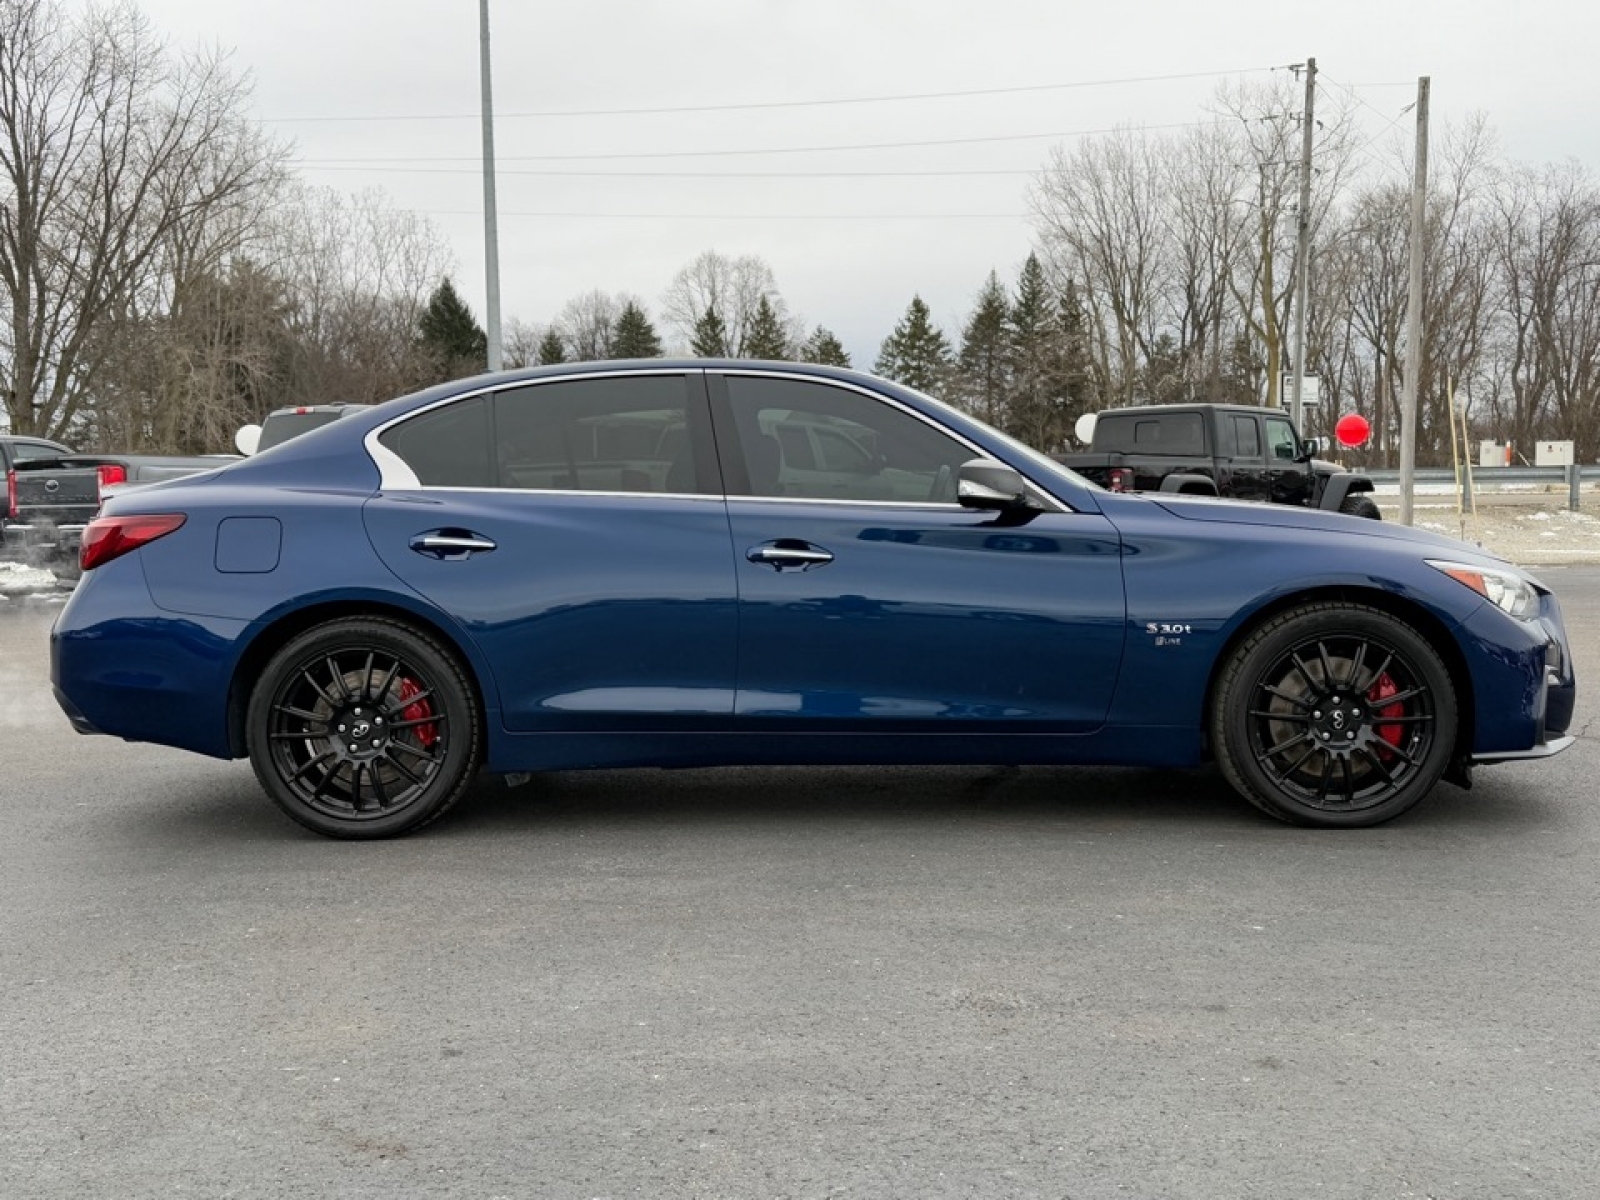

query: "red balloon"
left=1334, top=413, right=1371, bottom=448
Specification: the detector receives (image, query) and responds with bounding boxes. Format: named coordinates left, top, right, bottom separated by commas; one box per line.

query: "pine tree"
left=1047, top=278, right=1099, bottom=432
left=690, top=304, right=731, bottom=357
left=743, top=295, right=790, bottom=359
left=417, top=277, right=488, bottom=379
left=610, top=301, right=663, bottom=358
left=1004, top=271, right=1100, bottom=452
left=874, top=295, right=952, bottom=397
left=957, top=270, right=1011, bottom=426
left=536, top=330, right=568, bottom=365
left=802, top=326, right=851, bottom=367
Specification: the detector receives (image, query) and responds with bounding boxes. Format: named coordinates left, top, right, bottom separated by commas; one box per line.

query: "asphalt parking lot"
left=3, top=574, right=1598, bottom=1199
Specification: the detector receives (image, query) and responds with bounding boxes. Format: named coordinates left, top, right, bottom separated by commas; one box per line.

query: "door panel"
left=363, top=371, right=739, bottom=732
left=366, top=492, right=738, bottom=731
left=1223, top=414, right=1269, bottom=502
left=710, top=371, right=1126, bottom=732
left=727, top=503, right=1126, bottom=730
left=1264, top=415, right=1312, bottom=506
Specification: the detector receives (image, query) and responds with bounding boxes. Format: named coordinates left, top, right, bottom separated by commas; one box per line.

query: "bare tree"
left=1031, top=128, right=1170, bottom=404
left=0, top=0, right=284, bottom=439
left=661, top=250, right=798, bottom=357
left=1489, top=159, right=1600, bottom=460
left=501, top=317, right=548, bottom=369
left=267, top=185, right=454, bottom=406
left=1161, top=122, right=1254, bottom=402
left=555, top=289, right=627, bottom=361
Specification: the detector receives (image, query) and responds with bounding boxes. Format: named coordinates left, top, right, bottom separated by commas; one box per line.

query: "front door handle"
left=747, top=539, right=834, bottom=571
left=410, top=529, right=497, bottom=559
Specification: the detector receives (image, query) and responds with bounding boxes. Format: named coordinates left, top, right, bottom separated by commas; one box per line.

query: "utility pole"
left=1399, top=76, right=1430, bottom=526
left=478, top=0, right=503, bottom=371
left=1289, top=56, right=1316, bottom=433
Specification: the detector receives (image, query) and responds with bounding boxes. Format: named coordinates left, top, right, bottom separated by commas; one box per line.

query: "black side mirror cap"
left=957, top=459, right=1031, bottom=511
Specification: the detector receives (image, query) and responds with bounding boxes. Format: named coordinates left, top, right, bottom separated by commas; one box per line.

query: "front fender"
left=1315, top=471, right=1374, bottom=511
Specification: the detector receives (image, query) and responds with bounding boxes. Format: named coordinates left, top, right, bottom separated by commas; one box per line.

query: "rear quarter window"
left=378, top=396, right=494, bottom=486
left=1097, top=413, right=1206, bottom=455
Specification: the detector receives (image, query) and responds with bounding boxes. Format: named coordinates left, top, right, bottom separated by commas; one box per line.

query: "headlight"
left=1427, top=559, right=1541, bottom=619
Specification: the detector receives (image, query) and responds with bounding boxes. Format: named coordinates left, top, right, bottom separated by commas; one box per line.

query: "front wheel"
left=1211, top=602, right=1456, bottom=827
left=1338, top=493, right=1382, bottom=520
left=246, top=617, right=482, bottom=838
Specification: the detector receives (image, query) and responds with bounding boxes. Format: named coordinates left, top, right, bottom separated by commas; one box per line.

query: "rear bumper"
left=52, top=683, right=102, bottom=735
left=50, top=555, right=244, bottom=759
left=3, top=520, right=86, bottom=554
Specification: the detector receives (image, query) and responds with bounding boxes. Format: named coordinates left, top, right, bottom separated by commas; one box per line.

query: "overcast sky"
left=112, top=0, right=1600, bottom=365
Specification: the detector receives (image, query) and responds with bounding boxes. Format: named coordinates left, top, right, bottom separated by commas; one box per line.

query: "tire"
left=1210, top=602, right=1456, bottom=827
left=246, top=617, right=482, bottom=839
left=1338, top=493, right=1382, bottom=520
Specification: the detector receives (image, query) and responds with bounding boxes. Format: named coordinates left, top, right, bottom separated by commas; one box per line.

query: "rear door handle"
left=747, top=539, right=834, bottom=571
left=410, top=529, right=497, bottom=559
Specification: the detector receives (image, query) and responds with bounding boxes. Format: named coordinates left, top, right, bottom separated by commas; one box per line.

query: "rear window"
left=257, top=409, right=356, bottom=452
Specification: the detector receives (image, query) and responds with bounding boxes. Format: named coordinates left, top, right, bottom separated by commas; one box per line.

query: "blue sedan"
left=51, top=362, right=1576, bottom=837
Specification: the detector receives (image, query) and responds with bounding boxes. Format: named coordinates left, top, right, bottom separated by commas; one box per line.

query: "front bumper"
left=1472, top=735, right=1575, bottom=765
left=1463, top=588, right=1576, bottom=764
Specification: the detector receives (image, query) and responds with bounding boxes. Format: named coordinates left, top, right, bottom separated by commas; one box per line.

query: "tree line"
left=4, top=0, right=1597, bottom=463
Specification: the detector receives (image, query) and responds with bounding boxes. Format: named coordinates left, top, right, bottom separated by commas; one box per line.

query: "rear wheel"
left=246, top=617, right=481, bottom=838
left=1338, top=493, right=1382, bottom=520
left=1211, top=602, right=1456, bottom=827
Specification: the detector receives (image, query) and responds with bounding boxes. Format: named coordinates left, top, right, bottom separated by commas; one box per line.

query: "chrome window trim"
left=371, top=484, right=727, bottom=503
left=364, top=365, right=1071, bottom=513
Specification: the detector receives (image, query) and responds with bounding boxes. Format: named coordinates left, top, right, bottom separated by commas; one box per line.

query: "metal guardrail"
left=1359, top=465, right=1600, bottom=486
left=1357, top=464, right=1597, bottom=509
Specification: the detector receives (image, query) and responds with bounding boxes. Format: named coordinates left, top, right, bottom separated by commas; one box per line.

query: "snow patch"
left=0, top=561, right=58, bottom=596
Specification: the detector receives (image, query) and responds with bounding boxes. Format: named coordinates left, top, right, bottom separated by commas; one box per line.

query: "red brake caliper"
left=1366, top=672, right=1405, bottom=759
left=397, top=678, right=439, bottom=748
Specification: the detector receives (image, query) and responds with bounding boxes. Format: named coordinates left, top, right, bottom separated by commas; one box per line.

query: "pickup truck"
left=3, top=434, right=78, bottom=553
left=234, top=402, right=370, bottom=456
left=5, top=449, right=235, bottom=557
left=1053, top=402, right=1381, bottom=519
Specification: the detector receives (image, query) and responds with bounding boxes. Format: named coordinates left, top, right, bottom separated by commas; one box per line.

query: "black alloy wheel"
left=246, top=617, right=481, bottom=838
left=1212, top=602, right=1457, bottom=827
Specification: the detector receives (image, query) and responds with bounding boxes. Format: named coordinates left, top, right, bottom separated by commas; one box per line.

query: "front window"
left=723, top=376, right=972, bottom=504
left=1265, top=417, right=1299, bottom=461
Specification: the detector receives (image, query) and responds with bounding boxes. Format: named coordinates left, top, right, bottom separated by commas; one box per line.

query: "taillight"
left=5, top=469, right=15, bottom=520
left=1107, top=467, right=1133, bottom=493
left=79, top=513, right=186, bottom=571
left=96, top=463, right=128, bottom=501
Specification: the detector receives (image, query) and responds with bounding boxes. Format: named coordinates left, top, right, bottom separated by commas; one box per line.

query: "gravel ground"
left=1376, top=490, right=1600, bottom=566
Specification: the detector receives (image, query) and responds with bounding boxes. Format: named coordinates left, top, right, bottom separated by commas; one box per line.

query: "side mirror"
left=957, top=459, right=1031, bottom=511
left=1296, top=435, right=1324, bottom=462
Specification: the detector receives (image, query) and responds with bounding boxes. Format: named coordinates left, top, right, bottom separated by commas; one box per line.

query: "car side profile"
left=50, top=361, right=1576, bottom=838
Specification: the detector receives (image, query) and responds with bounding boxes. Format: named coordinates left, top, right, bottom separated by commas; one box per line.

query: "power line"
left=262, top=67, right=1278, bottom=123
left=415, top=210, right=1025, bottom=221
left=289, top=120, right=1214, bottom=165
left=1320, top=72, right=1414, bottom=169
left=294, top=166, right=1037, bottom=178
